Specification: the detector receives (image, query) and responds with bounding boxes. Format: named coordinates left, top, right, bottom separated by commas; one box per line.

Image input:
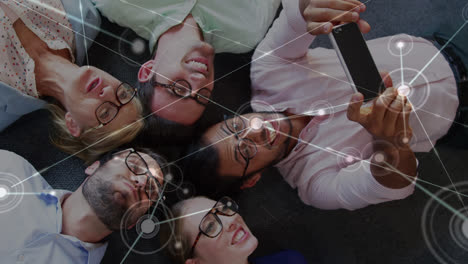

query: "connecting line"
left=120, top=182, right=167, bottom=264
left=409, top=20, right=468, bottom=85
left=400, top=46, right=405, bottom=85
left=406, top=97, right=465, bottom=207
left=5, top=192, right=47, bottom=195
left=12, top=0, right=133, bottom=45
left=417, top=107, right=468, bottom=128
left=383, top=161, right=467, bottom=221
left=78, top=0, right=89, bottom=67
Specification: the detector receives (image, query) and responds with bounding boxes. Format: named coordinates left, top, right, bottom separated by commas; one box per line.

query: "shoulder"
left=0, top=150, right=48, bottom=190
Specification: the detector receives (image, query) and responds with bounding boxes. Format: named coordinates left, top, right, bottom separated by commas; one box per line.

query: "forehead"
left=182, top=198, right=217, bottom=229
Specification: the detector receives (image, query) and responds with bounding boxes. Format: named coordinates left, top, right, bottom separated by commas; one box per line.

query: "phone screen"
left=331, top=23, right=384, bottom=101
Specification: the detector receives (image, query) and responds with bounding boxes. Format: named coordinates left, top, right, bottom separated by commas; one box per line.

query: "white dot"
left=227, top=201, right=232, bottom=207
left=396, top=41, right=405, bottom=49
left=374, top=153, right=385, bottom=163
left=131, top=39, right=145, bottom=55
left=0, top=187, right=7, bottom=198
left=250, top=117, right=263, bottom=130
left=183, top=188, right=189, bottom=195
left=165, top=174, right=173, bottom=182
left=174, top=241, right=182, bottom=249
left=345, top=155, right=354, bottom=163
left=49, top=191, right=56, bottom=196
left=398, top=85, right=410, bottom=97
left=317, top=109, right=326, bottom=116
left=141, top=219, right=155, bottom=234
left=402, top=137, right=409, bottom=144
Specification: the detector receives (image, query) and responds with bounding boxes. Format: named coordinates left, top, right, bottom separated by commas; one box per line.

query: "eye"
left=205, top=221, right=216, bottom=234
left=99, top=107, right=110, bottom=119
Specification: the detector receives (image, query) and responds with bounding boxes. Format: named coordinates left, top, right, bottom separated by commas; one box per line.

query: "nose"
left=130, top=174, right=147, bottom=189
left=98, top=85, right=119, bottom=104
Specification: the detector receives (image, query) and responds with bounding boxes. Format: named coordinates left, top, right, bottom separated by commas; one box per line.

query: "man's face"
left=82, top=150, right=164, bottom=230
left=203, top=113, right=293, bottom=179
left=141, top=41, right=215, bottom=126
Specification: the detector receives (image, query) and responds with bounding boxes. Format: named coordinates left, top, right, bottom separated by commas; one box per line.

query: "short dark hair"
left=179, top=139, right=246, bottom=200
left=135, top=79, right=198, bottom=146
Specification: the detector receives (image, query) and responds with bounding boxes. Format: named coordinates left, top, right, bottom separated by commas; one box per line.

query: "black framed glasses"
left=155, top=79, right=211, bottom=105
left=190, top=197, right=239, bottom=256
left=115, top=148, right=164, bottom=202
left=223, top=115, right=258, bottom=178
left=94, top=82, right=137, bottom=128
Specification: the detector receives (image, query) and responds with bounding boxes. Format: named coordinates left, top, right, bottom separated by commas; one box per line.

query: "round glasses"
left=95, top=83, right=137, bottom=126
left=119, top=149, right=163, bottom=202
left=190, top=197, right=239, bottom=255
left=224, top=115, right=258, bottom=177
left=155, top=79, right=211, bottom=105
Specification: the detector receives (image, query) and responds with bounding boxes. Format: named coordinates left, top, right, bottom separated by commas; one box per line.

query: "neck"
left=61, top=186, right=112, bottom=243
left=34, top=52, right=78, bottom=105
left=155, top=15, right=202, bottom=56
left=285, top=112, right=312, bottom=154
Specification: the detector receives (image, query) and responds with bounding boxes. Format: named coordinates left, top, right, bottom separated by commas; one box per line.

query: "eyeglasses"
left=114, top=148, right=164, bottom=202
left=155, top=79, right=211, bottom=106
left=94, top=82, right=137, bottom=128
left=223, top=115, right=258, bottom=178
left=190, top=197, right=239, bottom=256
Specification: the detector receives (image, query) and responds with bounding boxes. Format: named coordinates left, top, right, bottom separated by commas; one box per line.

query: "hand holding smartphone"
left=329, top=22, right=385, bottom=102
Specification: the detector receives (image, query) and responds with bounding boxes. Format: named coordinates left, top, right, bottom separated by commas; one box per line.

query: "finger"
left=373, top=87, right=397, bottom=121
left=356, top=19, right=371, bottom=34
left=385, top=95, right=404, bottom=129
left=395, top=102, right=413, bottom=141
left=306, top=8, right=360, bottom=23
left=379, top=71, right=393, bottom=88
left=347, top=93, right=366, bottom=124
left=314, top=0, right=363, bottom=12
left=307, top=22, right=333, bottom=35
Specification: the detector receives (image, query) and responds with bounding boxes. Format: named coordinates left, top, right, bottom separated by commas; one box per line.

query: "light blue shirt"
left=93, top=0, right=281, bottom=54
left=0, top=150, right=108, bottom=264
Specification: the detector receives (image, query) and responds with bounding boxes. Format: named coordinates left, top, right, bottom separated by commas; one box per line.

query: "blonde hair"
left=47, top=98, right=144, bottom=164
left=160, top=198, right=202, bottom=264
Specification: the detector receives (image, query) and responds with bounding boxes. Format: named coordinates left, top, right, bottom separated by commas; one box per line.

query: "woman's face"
left=63, top=66, right=141, bottom=137
left=181, top=197, right=258, bottom=264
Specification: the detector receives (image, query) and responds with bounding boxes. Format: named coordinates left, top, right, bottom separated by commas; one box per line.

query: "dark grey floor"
left=1, top=0, right=468, bottom=263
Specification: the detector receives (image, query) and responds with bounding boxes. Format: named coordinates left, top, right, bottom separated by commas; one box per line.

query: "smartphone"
left=329, top=22, right=385, bottom=101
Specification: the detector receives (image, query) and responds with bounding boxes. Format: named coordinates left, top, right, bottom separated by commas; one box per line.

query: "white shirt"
left=250, top=0, right=458, bottom=210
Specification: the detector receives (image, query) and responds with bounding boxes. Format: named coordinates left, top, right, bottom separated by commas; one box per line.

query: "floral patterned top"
left=0, top=0, right=75, bottom=98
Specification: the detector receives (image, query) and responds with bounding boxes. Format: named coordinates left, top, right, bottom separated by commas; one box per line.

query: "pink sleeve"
left=297, top=158, right=417, bottom=210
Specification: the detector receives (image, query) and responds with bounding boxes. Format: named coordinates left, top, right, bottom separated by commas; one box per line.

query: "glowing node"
left=374, top=153, right=385, bottom=163
left=182, top=188, right=189, bottom=195
left=396, top=41, right=405, bottom=49
left=140, top=219, right=156, bottom=234
left=131, top=39, right=145, bottom=55
left=49, top=191, right=56, bottom=196
left=398, top=85, right=410, bottom=97
left=250, top=117, right=263, bottom=130
left=174, top=241, right=182, bottom=249
left=165, top=174, right=173, bottom=182
left=317, top=109, right=326, bottom=116
left=226, top=201, right=232, bottom=207
left=402, top=137, right=410, bottom=144
left=463, top=218, right=468, bottom=239
left=0, top=187, right=7, bottom=198
left=345, top=155, right=354, bottom=163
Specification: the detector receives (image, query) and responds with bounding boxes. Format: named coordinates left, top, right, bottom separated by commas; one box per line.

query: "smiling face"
left=138, top=15, right=215, bottom=126
left=82, top=149, right=164, bottom=230
left=181, top=197, right=258, bottom=264
left=203, top=113, right=293, bottom=182
left=63, top=66, right=141, bottom=137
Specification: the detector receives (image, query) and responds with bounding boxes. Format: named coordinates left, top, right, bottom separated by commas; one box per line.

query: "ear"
left=65, top=112, right=82, bottom=137
left=85, top=161, right=100, bottom=176
left=138, top=60, right=156, bottom=83
left=240, top=172, right=262, bottom=190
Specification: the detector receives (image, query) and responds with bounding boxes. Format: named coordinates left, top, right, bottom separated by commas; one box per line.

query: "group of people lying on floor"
left=0, top=0, right=467, bottom=263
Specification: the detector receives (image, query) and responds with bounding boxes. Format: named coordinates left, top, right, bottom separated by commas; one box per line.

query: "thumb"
left=347, top=93, right=365, bottom=123
left=379, top=71, right=393, bottom=88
